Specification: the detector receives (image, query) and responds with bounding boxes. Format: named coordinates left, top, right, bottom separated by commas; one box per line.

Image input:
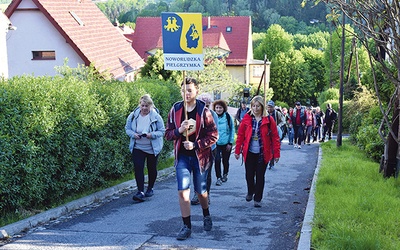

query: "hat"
left=295, top=101, right=301, bottom=106
left=267, top=100, right=275, bottom=107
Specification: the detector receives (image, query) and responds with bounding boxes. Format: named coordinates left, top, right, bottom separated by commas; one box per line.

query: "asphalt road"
left=0, top=139, right=320, bottom=250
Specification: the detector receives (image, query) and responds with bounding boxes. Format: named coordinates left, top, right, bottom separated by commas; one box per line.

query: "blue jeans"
left=176, top=154, right=208, bottom=194
left=288, top=127, right=294, bottom=144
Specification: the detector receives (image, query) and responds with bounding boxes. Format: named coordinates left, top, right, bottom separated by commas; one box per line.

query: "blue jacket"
left=125, top=107, right=165, bottom=156
left=216, top=112, right=235, bottom=146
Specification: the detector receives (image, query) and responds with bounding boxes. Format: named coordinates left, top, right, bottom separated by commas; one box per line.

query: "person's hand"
left=183, top=141, right=194, bottom=150
left=234, top=153, right=240, bottom=160
left=134, top=133, right=141, bottom=139
left=274, top=158, right=280, bottom=163
left=179, top=120, right=189, bottom=134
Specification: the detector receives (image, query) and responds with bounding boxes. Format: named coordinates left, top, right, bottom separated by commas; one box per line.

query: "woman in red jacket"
left=234, top=95, right=281, bottom=207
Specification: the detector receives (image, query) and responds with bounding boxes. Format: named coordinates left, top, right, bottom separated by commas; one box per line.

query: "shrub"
left=318, top=88, right=339, bottom=105
left=0, top=75, right=180, bottom=216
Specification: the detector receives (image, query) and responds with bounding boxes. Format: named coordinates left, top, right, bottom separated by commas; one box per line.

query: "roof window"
left=226, top=26, right=232, bottom=32
left=70, top=11, right=84, bottom=26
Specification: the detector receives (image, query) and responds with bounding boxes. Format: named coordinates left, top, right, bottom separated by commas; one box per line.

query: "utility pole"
left=337, top=3, right=345, bottom=147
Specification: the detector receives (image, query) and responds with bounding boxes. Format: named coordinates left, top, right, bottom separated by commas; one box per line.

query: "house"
left=129, top=16, right=266, bottom=86
left=4, top=0, right=145, bottom=81
left=0, top=13, right=15, bottom=79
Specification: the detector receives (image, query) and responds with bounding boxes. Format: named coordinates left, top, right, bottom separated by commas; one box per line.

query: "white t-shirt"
left=134, top=114, right=153, bottom=154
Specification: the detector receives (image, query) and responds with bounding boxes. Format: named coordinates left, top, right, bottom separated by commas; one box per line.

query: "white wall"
left=0, top=14, right=10, bottom=78
left=7, top=8, right=84, bottom=77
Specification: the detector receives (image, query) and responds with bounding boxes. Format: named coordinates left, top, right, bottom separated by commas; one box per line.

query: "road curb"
left=297, top=146, right=322, bottom=250
left=0, top=166, right=176, bottom=238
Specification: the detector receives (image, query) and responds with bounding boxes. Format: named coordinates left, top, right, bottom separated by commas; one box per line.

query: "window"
left=32, top=51, right=56, bottom=60
left=70, top=11, right=84, bottom=26
left=226, top=26, right=232, bottom=32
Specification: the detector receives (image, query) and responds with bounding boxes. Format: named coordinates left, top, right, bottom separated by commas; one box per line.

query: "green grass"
left=0, top=156, right=175, bottom=227
left=312, top=140, right=400, bottom=250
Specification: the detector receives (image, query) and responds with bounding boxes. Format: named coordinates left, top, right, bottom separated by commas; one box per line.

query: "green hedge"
left=0, top=76, right=180, bottom=214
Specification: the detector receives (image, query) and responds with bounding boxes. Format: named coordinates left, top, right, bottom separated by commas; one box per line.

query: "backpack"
left=226, top=112, right=233, bottom=133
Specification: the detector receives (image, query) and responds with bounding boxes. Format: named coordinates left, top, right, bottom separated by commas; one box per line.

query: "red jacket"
left=235, top=113, right=281, bottom=164
left=165, top=99, right=218, bottom=173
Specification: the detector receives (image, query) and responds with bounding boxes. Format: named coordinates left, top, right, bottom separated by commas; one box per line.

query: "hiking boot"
left=176, top=225, right=191, bottom=240
left=246, top=194, right=253, bottom=202
left=191, top=194, right=200, bottom=205
left=216, top=178, right=222, bottom=186
left=221, top=174, right=228, bottom=182
left=145, top=189, right=154, bottom=197
left=254, top=201, right=262, bottom=207
left=203, top=216, right=213, bottom=231
left=132, top=191, right=145, bottom=202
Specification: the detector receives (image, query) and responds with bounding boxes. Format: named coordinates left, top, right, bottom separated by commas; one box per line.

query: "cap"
left=295, top=101, right=301, bottom=106
left=267, top=100, right=275, bottom=107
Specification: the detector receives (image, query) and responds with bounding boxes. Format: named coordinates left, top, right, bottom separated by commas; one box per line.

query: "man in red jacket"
left=165, top=77, right=218, bottom=240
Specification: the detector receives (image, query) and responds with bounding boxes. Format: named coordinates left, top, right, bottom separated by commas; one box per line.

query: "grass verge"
left=312, top=140, right=400, bottom=250
left=0, top=156, right=175, bottom=228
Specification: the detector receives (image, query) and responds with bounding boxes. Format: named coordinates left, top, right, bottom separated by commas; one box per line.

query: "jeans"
left=288, top=127, right=294, bottom=144
left=176, top=154, right=208, bottom=194
left=294, top=125, right=304, bottom=145
left=132, top=148, right=158, bottom=192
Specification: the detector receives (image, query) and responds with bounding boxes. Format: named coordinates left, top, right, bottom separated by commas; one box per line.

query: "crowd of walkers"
left=125, top=77, right=335, bottom=240
left=273, top=101, right=337, bottom=149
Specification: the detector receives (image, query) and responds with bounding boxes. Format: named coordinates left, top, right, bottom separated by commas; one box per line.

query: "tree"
left=254, top=24, right=294, bottom=60
left=300, top=46, right=326, bottom=105
left=309, top=0, right=400, bottom=177
left=139, top=50, right=181, bottom=83
left=187, top=48, right=242, bottom=99
left=269, top=50, right=310, bottom=105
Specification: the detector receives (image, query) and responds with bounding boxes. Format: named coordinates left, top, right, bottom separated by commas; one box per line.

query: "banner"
left=161, top=12, right=203, bottom=71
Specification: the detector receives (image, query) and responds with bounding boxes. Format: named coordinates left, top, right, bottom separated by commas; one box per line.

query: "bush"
left=355, top=105, right=385, bottom=162
left=0, top=75, right=180, bottom=216
left=318, top=88, right=339, bottom=105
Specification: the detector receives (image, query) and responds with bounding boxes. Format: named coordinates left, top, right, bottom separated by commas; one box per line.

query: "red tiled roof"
left=130, top=16, right=251, bottom=66
left=5, top=0, right=144, bottom=79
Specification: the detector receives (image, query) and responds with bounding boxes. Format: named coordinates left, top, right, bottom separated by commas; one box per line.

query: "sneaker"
left=246, top=194, right=253, bottom=202
left=298, top=145, right=301, bottom=149
left=319, top=139, right=325, bottom=143
left=294, top=144, right=298, bottom=148
left=254, top=201, right=262, bottom=207
left=221, top=174, right=228, bottom=182
left=203, top=216, right=213, bottom=231
left=145, top=189, right=154, bottom=197
left=191, top=194, right=200, bottom=205
left=216, top=178, right=222, bottom=186
left=132, top=191, right=145, bottom=202
left=176, top=225, right=191, bottom=240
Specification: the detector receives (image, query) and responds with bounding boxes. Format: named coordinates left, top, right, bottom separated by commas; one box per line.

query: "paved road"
left=1, top=139, right=320, bottom=250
